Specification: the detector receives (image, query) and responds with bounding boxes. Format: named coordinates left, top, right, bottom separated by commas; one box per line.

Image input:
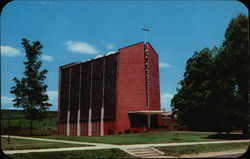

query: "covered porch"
left=128, top=110, right=171, bottom=130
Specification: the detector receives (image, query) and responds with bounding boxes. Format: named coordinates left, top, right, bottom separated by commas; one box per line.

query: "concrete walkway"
left=180, top=149, right=246, bottom=158
left=2, top=135, right=249, bottom=156
left=119, top=139, right=249, bottom=149
left=1, top=135, right=116, bottom=147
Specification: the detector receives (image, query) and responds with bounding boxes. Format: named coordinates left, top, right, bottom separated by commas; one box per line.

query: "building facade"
left=57, top=42, right=163, bottom=136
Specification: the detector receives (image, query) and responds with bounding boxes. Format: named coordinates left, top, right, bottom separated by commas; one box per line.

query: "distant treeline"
left=1, top=109, right=57, bottom=120
left=1, top=109, right=58, bottom=135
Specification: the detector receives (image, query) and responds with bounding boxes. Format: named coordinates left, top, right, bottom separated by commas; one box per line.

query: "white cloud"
left=159, top=62, right=171, bottom=68
left=1, top=92, right=58, bottom=110
left=1, top=96, right=14, bottom=105
left=47, top=91, right=58, bottom=105
left=1, top=96, right=22, bottom=109
left=41, top=55, right=53, bottom=62
left=65, top=41, right=99, bottom=54
left=1, top=46, right=21, bottom=57
left=47, top=91, right=58, bottom=111
left=106, top=43, right=115, bottom=50
left=161, top=93, right=174, bottom=111
left=101, top=41, right=115, bottom=50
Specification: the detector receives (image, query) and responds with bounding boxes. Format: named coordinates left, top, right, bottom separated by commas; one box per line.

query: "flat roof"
left=60, top=51, right=118, bottom=69
left=60, top=41, right=155, bottom=69
left=128, top=110, right=171, bottom=115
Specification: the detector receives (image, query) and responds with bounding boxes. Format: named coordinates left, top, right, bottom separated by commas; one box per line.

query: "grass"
left=7, top=149, right=135, bottom=159
left=35, top=131, right=218, bottom=145
left=1, top=109, right=57, bottom=136
left=1, top=137, right=89, bottom=150
left=157, top=142, right=249, bottom=157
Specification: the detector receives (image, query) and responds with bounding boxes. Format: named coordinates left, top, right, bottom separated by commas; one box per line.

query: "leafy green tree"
left=215, top=14, right=249, bottom=134
left=10, top=38, right=52, bottom=136
left=171, top=14, right=248, bottom=134
left=171, top=48, right=216, bottom=131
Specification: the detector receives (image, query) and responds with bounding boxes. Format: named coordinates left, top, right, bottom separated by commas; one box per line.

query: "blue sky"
left=1, top=0, right=248, bottom=111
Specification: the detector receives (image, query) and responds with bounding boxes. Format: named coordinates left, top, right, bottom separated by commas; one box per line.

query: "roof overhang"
left=128, top=110, right=171, bottom=115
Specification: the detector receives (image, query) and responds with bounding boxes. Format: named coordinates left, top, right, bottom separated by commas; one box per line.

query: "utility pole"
left=8, top=113, right=11, bottom=144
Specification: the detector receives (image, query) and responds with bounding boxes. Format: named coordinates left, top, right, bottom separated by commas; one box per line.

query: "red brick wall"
left=130, top=127, right=147, bottom=133
left=147, top=43, right=161, bottom=111
left=58, top=123, right=67, bottom=135
left=116, top=42, right=148, bottom=133
left=59, top=121, right=116, bottom=136
left=80, top=122, right=88, bottom=136
left=57, top=42, right=161, bottom=136
left=104, top=121, right=116, bottom=135
left=70, top=123, right=77, bottom=136
left=91, top=121, right=100, bottom=136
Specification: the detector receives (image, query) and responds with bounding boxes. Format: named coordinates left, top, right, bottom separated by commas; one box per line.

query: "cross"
left=141, top=27, right=150, bottom=42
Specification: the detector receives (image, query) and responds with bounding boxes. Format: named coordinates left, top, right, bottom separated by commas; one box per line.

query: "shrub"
left=133, top=130, right=138, bottom=133
left=124, top=129, right=130, bottom=134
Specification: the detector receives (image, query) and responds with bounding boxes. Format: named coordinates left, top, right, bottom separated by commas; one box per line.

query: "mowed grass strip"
left=1, top=110, right=58, bottom=136
left=36, top=131, right=217, bottom=145
left=157, top=142, right=249, bottom=157
left=1, top=137, right=89, bottom=150
left=7, top=149, right=135, bottom=159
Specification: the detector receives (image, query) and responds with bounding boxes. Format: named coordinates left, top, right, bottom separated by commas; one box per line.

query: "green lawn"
left=5, top=142, right=248, bottom=159
left=35, top=131, right=218, bottom=145
left=7, top=149, right=135, bottom=159
left=1, top=109, right=57, bottom=136
left=157, top=142, right=249, bottom=157
left=1, top=137, right=89, bottom=150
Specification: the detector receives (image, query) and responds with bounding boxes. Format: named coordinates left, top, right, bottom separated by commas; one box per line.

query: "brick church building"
left=57, top=42, right=165, bottom=136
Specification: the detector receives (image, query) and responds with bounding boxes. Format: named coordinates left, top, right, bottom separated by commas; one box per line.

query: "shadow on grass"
left=206, top=133, right=249, bottom=140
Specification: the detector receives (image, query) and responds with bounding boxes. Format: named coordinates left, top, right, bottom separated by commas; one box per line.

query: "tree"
left=171, top=48, right=216, bottom=131
left=171, top=14, right=249, bottom=134
left=215, top=14, right=249, bottom=134
left=10, top=38, right=52, bottom=136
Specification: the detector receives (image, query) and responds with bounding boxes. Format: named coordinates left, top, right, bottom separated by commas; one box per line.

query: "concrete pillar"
left=100, top=107, right=104, bottom=136
left=77, top=66, right=82, bottom=136
left=77, top=109, right=81, bottom=136
left=88, top=108, right=92, bottom=136
left=100, top=59, right=105, bottom=136
left=88, top=62, right=93, bottom=137
left=66, top=110, right=70, bottom=136
left=67, top=68, right=71, bottom=136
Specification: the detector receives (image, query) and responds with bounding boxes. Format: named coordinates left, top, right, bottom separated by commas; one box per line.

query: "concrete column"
left=100, top=107, right=104, bottom=136
left=147, top=114, right=151, bottom=130
left=66, top=110, right=70, bottom=136
left=88, top=62, right=93, bottom=136
left=77, top=109, right=81, bottom=136
left=77, top=66, right=82, bottom=136
left=88, top=108, right=92, bottom=136
left=67, top=68, right=71, bottom=136
left=100, top=59, right=105, bottom=136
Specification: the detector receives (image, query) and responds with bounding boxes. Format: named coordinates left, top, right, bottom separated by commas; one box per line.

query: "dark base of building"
left=57, top=121, right=149, bottom=136
left=57, top=114, right=164, bottom=136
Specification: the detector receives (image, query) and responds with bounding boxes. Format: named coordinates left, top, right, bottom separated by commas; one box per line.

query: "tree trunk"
left=30, top=119, right=33, bottom=136
left=242, top=128, right=248, bottom=137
